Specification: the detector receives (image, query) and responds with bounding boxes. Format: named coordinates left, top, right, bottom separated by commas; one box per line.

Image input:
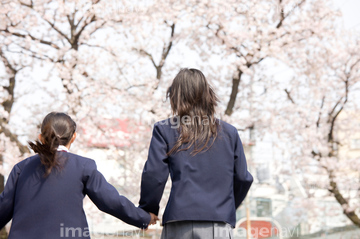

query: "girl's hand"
left=149, top=212, right=159, bottom=225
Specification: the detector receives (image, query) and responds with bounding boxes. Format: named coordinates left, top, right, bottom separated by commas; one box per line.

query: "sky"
left=334, top=0, right=360, bottom=30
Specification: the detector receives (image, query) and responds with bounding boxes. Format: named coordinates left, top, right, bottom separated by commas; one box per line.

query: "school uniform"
left=0, top=150, right=150, bottom=239
left=139, top=118, right=253, bottom=239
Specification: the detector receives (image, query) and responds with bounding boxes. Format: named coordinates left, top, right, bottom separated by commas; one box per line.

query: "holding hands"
left=149, top=212, right=159, bottom=225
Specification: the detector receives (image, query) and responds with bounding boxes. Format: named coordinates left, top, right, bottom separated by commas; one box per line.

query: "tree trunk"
left=225, top=69, right=242, bottom=116
left=328, top=171, right=360, bottom=228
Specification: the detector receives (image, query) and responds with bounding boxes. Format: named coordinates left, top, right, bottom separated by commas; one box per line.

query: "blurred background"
left=1, top=0, right=360, bottom=238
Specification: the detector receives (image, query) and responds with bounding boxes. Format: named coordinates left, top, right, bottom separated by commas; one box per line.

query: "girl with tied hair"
left=0, top=112, right=157, bottom=239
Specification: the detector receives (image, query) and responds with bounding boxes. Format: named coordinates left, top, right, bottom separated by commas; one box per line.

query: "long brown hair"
left=28, top=112, right=76, bottom=176
left=166, top=68, right=219, bottom=156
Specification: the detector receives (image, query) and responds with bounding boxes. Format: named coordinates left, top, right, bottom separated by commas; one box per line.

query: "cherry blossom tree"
left=254, top=28, right=360, bottom=229
left=0, top=0, right=185, bottom=234
left=1, top=0, right=360, bottom=237
left=217, top=33, right=360, bottom=233
left=190, top=0, right=340, bottom=117
left=0, top=43, right=32, bottom=238
left=0, top=0, right=146, bottom=235
left=188, top=0, right=360, bottom=229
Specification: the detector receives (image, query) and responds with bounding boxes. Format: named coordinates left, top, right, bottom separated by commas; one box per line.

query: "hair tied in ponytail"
left=28, top=112, right=77, bottom=176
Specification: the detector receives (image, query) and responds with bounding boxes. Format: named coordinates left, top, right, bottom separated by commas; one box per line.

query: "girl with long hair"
left=139, top=68, right=253, bottom=239
left=0, top=112, right=157, bottom=239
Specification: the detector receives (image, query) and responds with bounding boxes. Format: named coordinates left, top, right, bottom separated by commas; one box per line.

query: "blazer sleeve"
left=233, top=128, right=253, bottom=208
left=0, top=163, right=22, bottom=229
left=83, top=159, right=151, bottom=229
left=139, top=124, right=169, bottom=215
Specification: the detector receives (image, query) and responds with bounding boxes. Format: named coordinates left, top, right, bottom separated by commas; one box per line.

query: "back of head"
left=167, top=68, right=219, bottom=156
left=28, top=112, right=76, bottom=176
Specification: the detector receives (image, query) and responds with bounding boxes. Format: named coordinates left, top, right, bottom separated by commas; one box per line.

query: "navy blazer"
left=0, top=152, right=150, bottom=239
left=139, top=118, right=253, bottom=228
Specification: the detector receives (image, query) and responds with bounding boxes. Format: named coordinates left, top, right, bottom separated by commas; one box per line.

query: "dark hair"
left=166, top=68, right=219, bottom=156
left=28, top=112, right=76, bottom=176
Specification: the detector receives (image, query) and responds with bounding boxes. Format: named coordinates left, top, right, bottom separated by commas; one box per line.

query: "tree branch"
left=0, top=49, right=17, bottom=117
left=328, top=78, right=349, bottom=143
left=133, top=48, right=157, bottom=69
left=276, top=0, right=306, bottom=28
left=19, top=0, right=34, bottom=8
left=0, top=120, right=30, bottom=155
left=88, top=21, right=107, bottom=37
left=276, top=0, right=285, bottom=28
left=160, top=23, right=175, bottom=67
left=43, top=18, right=71, bottom=44
left=1, top=28, right=60, bottom=50
left=73, top=15, right=97, bottom=50
left=0, top=50, right=30, bottom=155
left=316, top=96, right=325, bottom=128
left=328, top=170, right=360, bottom=228
left=284, top=89, right=295, bottom=104
left=225, top=68, right=243, bottom=116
